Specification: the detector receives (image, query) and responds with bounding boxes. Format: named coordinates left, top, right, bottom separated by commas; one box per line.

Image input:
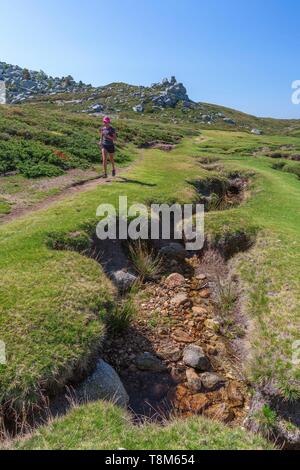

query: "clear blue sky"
left=1, top=0, right=299, bottom=118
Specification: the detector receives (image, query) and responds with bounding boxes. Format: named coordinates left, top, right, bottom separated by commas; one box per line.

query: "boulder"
left=112, top=270, right=137, bottom=292
left=199, top=289, right=211, bottom=299
left=89, top=103, right=103, bottom=112
left=78, top=360, right=129, bottom=408
left=192, top=306, right=208, bottom=316
left=160, top=346, right=182, bottom=362
left=223, top=118, right=236, bottom=125
left=199, top=372, right=225, bottom=391
left=171, top=293, right=190, bottom=307
left=172, top=329, right=194, bottom=344
left=159, top=243, right=187, bottom=260
left=135, top=352, right=167, bottom=372
left=180, top=393, right=209, bottom=413
left=133, top=104, right=144, bottom=113
left=251, top=128, right=263, bottom=135
left=183, top=344, right=211, bottom=371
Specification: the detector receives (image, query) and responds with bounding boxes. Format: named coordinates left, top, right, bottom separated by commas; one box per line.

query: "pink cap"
left=103, top=116, right=111, bottom=123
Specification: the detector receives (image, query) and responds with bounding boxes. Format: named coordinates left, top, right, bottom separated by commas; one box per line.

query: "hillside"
left=34, top=80, right=300, bottom=135
left=2, top=60, right=300, bottom=136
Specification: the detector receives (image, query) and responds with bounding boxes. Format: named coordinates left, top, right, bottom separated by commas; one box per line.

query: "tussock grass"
left=3, top=401, right=274, bottom=450
left=214, top=277, right=237, bottom=316
left=129, top=241, right=163, bottom=281
left=253, top=405, right=278, bottom=440
left=104, top=294, right=137, bottom=335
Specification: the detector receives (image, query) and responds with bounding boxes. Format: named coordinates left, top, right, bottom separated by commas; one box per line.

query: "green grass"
left=0, top=138, right=206, bottom=411
left=253, top=405, right=277, bottom=439
left=0, top=199, right=11, bottom=215
left=104, top=294, right=137, bottom=336
left=193, top=131, right=300, bottom=398
left=4, top=401, right=273, bottom=450
left=0, top=126, right=299, bottom=448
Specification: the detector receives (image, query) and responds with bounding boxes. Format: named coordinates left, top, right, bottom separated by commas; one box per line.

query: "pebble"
left=164, top=273, right=186, bottom=288
left=172, top=329, right=194, bottom=344
left=199, top=372, right=225, bottom=391
left=199, top=289, right=211, bottom=299
left=192, top=306, right=208, bottom=316
left=171, top=293, right=190, bottom=307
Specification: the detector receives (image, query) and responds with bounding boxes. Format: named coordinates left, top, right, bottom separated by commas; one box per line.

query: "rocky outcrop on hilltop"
left=0, top=62, right=239, bottom=127
left=0, top=61, right=92, bottom=104
left=150, top=76, right=191, bottom=108
left=131, top=76, right=192, bottom=112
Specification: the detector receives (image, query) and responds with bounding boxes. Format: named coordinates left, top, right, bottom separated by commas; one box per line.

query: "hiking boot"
left=112, top=169, right=116, bottom=177
left=101, top=173, right=108, bottom=179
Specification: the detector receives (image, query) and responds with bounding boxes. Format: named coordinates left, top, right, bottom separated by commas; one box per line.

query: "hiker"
left=99, top=116, right=117, bottom=178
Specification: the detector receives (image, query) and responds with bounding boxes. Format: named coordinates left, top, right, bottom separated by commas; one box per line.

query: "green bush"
left=0, top=103, right=187, bottom=179
left=18, top=162, right=64, bottom=178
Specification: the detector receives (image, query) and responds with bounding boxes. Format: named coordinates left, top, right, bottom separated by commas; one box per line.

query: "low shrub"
left=17, top=162, right=64, bottom=178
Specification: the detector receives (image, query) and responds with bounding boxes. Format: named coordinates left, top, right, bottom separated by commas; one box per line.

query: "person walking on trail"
left=99, top=116, right=117, bottom=178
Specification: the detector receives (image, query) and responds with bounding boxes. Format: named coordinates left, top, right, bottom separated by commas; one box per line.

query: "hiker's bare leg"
left=102, top=148, right=108, bottom=176
left=109, top=153, right=116, bottom=173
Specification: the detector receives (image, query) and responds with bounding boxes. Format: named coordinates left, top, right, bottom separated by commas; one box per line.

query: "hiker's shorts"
left=102, top=143, right=115, bottom=154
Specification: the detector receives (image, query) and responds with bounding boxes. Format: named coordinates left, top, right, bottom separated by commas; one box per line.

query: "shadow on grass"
left=118, top=177, right=157, bottom=187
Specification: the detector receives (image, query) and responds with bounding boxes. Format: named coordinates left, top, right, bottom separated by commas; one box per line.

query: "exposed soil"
left=0, top=164, right=133, bottom=225
left=139, top=141, right=177, bottom=151
left=253, top=146, right=300, bottom=161
left=189, top=175, right=248, bottom=212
